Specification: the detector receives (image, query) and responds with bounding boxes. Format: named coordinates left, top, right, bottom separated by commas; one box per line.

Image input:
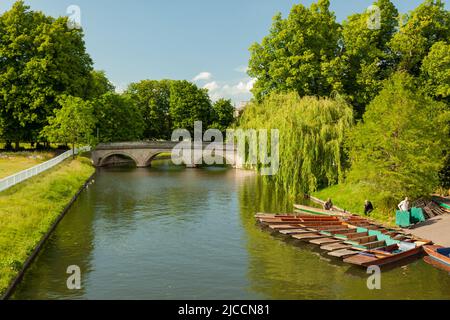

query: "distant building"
left=234, top=101, right=249, bottom=118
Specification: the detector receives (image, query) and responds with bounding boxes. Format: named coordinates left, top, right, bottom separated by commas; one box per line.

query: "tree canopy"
left=94, top=92, right=144, bottom=143
left=41, top=95, right=96, bottom=153
left=0, top=1, right=93, bottom=147
left=347, top=72, right=450, bottom=200
left=248, top=0, right=450, bottom=116
left=239, top=92, right=353, bottom=195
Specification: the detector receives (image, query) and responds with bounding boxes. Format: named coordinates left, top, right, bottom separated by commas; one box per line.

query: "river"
left=12, top=161, right=450, bottom=299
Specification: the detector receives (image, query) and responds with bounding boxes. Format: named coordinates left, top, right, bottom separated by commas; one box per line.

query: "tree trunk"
left=72, top=143, right=76, bottom=160
left=5, top=140, right=12, bottom=150
left=15, top=140, right=20, bottom=151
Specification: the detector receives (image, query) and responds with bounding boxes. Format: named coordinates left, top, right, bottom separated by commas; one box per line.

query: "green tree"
left=239, top=92, right=353, bottom=195
left=420, top=41, right=450, bottom=101
left=340, top=0, right=399, bottom=116
left=210, top=98, right=235, bottom=132
left=85, top=70, right=115, bottom=100
left=169, top=80, right=213, bottom=133
left=0, top=1, right=93, bottom=148
left=389, top=0, right=450, bottom=75
left=126, top=80, right=172, bottom=139
left=248, top=0, right=341, bottom=101
left=94, top=92, right=144, bottom=142
left=347, top=72, right=450, bottom=201
left=41, top=95, right=95, bottom=156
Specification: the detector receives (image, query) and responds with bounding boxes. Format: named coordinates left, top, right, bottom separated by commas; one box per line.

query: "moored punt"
left=423, top=245, right=450, bottom=272
left=310, top=238, right=343, bottom=245
left=343, top=240, right=430, bottom=267
left=329, top=248, right=366, bottom=259
left=279, top=229, right=315, bottom=235
left=257, top=217, right=339, bottom=225
left=321, top=242, right=353, bottom=251
left=294, top=204, right=348, bottom=217
left=255, top=210, right=430, bottom=269
left=292, top=233, right=328, bottom=240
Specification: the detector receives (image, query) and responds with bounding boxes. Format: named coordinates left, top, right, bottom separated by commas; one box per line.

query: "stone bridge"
left=92, top=141, right=243, bottom=168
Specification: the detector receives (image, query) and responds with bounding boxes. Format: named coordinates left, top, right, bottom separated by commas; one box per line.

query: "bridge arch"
left=98, top=151, right=141, bottom=167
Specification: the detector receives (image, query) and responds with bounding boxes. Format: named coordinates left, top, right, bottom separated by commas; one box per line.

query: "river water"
left=12, top=161, right=450, bottom=299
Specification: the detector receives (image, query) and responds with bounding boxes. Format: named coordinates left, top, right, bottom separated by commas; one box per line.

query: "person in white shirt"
left=398, top=197, right=410, bottom=212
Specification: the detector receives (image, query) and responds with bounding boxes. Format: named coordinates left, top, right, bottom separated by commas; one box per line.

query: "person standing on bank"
left=398, top=197, right=410, bottom=212
left=364, top=200, right=374, bottom=215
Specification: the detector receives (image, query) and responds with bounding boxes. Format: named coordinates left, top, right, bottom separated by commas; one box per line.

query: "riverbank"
left=0, top=157, right=95, bottom=296
left=313, top=183, right=397, bottom=225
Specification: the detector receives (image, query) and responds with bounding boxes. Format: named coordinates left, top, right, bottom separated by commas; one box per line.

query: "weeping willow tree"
left=238, top=92, right=353, bottom=196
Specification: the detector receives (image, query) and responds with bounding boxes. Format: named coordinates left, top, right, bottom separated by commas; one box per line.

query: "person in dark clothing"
left=324, top=198, right=333, bottom=211
left=364, top=200, right=374, bottom=215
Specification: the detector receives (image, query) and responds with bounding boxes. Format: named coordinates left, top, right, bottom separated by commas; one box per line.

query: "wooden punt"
left=343, top=241, right=430, bottom=267
left=258, top=217, right=338, bottom=225
left=279, top=229, right=317, bottom=235
left=254, top=213, right=339, bottom=220
left=423, top=245, right=450, bottom=272
left=321, top=242, right=353, bottom=251
left=329, top=248, right=365, bottom=258
left=294, top=204, right=348, bottom=217
left=291, top=233, right=328, bottom=240
left=423, top=256, right=450, bottom=272
left=268, top=224, right=305, bottom=230
left=310, top=238, right=343, bottom=245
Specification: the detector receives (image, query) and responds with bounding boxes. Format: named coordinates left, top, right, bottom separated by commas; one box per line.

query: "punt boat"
left=343, top=239, right=430, bottom=267
left=423, top=245, right=450, bottom=272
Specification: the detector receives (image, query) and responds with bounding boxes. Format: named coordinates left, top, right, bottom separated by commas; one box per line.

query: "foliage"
left=238, top=92, right=353, bottom=195
left=169, top=80, right=213, bottom=133
left=94, top=92, right=144, bottom=142
left=85, top=70, right=115, bottom=100
left=339, top=0, right=399, bottom=116
left=41, top=95, right=96, bottom=151
left=420, top=41, right=450, bottom=101
left=126, top=80, right=172, bottom=139
left=210, top=98, right=235, bottom=132
left=248, top=0, right=341, bottom=102
left=0, top=1, right=93, bottom=145
left=346, top=72, right=450, bottom=200
left=389, top=0, right=450, bottom=75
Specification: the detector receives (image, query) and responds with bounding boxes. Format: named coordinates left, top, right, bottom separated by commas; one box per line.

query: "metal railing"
left=0, top=146, right=91, bottom=193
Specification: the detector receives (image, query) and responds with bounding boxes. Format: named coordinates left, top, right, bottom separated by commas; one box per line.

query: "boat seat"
left=436, top=248, right=450, bottom=257
left=399, top=241, right=416, bottom=252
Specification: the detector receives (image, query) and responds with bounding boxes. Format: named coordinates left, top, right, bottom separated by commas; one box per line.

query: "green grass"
left=313, top=183, right=397, bottom=226
left=0, top=157, right=94, bottom=296
left=0, top=152, right=55, bottom=179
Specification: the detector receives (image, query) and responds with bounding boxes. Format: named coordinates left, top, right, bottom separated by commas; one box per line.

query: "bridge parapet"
left=92, top=141, right=241, bottom=168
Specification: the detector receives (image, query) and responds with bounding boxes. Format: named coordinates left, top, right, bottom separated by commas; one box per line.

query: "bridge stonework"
left=92, top=142, right=244, bottom=168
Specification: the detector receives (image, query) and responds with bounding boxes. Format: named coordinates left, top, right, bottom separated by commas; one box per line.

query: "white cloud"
left=205, top=78, right=255, bottom=102
left=235, top=65, right=249, bottom=73
left=193, top=72, right=212, bottom=82
left=203, top=81, right=219, bottom=91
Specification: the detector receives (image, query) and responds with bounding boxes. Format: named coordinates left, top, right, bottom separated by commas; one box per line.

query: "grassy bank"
left=0, top=157, right=94, bottom=296
left=313, top=183, right=397, bottom=225
left=0, top=152, right=55, bottom=178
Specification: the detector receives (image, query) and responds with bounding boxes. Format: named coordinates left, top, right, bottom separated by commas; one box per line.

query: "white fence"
left=0, top=146, right=91, bottom=193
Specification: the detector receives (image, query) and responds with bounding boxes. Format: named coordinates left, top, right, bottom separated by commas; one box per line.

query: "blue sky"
left=1, top=0, right=447, bottom=103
